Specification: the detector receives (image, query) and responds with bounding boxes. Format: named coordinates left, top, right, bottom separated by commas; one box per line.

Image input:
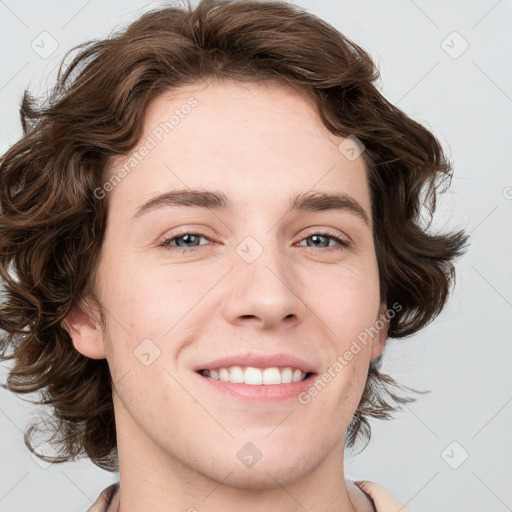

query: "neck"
left=114, top=460, right=358, bottom=512
left=111, top=394, right=359, bottom=512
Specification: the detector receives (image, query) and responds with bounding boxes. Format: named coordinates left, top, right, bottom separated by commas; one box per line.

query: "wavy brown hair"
left=0, top=0, right=469, bottom=471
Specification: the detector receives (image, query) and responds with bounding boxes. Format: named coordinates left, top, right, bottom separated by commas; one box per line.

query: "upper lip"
left=194, top=353, right=317, bottom=374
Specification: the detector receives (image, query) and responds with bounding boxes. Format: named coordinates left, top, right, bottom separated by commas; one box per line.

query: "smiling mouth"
left=197, top=366, right=315, bottom=385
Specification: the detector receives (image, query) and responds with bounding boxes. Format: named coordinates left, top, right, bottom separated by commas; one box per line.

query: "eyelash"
left=157, top=230, right=350, bottom=254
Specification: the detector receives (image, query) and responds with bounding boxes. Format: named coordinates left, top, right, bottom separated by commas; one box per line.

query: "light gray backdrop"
left=0, top=1, right=511, bottom=511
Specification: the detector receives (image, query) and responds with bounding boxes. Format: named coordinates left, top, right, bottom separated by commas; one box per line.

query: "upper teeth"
left=201, top=366, right=307, bottom=385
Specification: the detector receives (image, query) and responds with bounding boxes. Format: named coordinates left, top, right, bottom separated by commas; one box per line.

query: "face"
left=69, top=79, right=388, bottom=489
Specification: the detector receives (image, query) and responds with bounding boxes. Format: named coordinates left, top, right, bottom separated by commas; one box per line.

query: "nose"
left=221, top=240, right=306, bottom=330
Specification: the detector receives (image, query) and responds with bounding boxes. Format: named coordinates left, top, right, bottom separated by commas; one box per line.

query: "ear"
left=62, top=298, right=106, bottom=359
left=370, top=303, right=390, bottom=360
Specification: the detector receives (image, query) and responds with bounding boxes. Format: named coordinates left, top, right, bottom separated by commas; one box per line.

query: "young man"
left=0, top=1, right=468, bottom=511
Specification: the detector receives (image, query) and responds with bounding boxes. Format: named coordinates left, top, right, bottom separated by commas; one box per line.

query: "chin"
left=208, top=448, right=316, bottom=490
left=221, top=462, right=310, bottom=491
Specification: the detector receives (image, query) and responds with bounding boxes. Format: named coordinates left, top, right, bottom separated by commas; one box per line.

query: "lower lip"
left=195, top=372, right=318, bottom=402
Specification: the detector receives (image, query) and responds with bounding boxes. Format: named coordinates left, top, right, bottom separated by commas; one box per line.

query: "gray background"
left=1, top=1, right=511, bottom=511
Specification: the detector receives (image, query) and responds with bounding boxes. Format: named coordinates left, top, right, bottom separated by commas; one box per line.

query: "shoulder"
left=350, top=480, right=410, bottom=512
left=346, top=479, right=377, bottom=512
left=86, top=482, right=120, bottom=512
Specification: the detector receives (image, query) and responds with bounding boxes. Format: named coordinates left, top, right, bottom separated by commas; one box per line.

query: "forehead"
left=105, top=79, right=371, bottom=220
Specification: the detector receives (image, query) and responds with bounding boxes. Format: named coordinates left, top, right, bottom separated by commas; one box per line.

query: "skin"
left=66, top=79, right=394, bottom=512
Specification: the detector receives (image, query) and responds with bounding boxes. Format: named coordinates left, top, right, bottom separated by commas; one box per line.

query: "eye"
left=158, top=232, right=211, bottom=253
left=158, top=230, right=350, bottom=254
left=296, top=231, right=350, bottom=253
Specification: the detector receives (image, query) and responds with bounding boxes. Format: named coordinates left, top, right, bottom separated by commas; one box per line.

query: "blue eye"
left=158, top=231, right=350, bottom=254
left=158, top=233, right=210, bottom=253
left=297, top=233, right=350, bottom=252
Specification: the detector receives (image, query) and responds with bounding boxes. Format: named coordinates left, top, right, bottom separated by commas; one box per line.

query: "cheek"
left=307, top=263, right=381, bottom=339
left=339, top=363, right=369, bottom=425
left=102, top=259, right=199, bottom=335
left=302, top=348, right=370, bottom=435
left=296, top=265, right=379, bottom=414
left=99, top=260, right=224, bottom=379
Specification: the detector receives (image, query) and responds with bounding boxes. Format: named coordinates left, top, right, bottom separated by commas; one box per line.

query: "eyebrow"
left=131, top=188, right=371, bottom=228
